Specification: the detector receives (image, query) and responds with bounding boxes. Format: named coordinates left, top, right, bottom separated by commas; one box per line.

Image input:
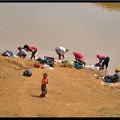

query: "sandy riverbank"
left=0, top=55, right=120, bottom=117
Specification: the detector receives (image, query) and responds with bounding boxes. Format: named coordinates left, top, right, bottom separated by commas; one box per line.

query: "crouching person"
left=17, top=47, right=27, bottom=58
left=2, top=50, right=17, bottom=58
left=103, top=68, right=120, bottom=83
left=73, top=51, right=86, bottom=66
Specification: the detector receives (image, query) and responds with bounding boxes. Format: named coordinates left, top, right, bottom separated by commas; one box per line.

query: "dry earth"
left=0, top=55, right=120, bottom=117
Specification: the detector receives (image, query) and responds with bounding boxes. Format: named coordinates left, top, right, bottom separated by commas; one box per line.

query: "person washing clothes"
left=23, top=45, right=38, bottom=59
left=55, top=46, right=69, bottom=60
left=73, top=51, right=86, bottom=65
left=96, top=54, right=110, bottom=69
left=17, top=47, right=27, bottom=58
left=95, top=54, right=110, bottom=76
left=2, top=50, right=17, bottom=58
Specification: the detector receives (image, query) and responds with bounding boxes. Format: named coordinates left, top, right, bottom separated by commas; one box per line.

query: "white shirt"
left=20, top=49, right=27, bottom=55
left=58, top=46, right=66, bottom=55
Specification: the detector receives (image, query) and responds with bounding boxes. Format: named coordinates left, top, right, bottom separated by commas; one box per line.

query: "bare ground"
left=0, top=55, right=120, bottom=117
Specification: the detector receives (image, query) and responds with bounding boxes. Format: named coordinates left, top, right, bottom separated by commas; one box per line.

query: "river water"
left=0, top=3, right=120, bottom=74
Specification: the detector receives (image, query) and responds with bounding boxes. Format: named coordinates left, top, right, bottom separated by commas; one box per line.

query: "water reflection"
left=92, top=3, right=120, bottom=12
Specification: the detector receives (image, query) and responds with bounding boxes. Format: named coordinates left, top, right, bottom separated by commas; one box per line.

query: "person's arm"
left=98, top=58, right=102, bottom=64
left=74, top=54, right=77, bottom=61
left=32, top=49, right=35, bottom=52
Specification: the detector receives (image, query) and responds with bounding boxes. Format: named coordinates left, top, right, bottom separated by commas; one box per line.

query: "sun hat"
left=115, top=68, right=120, bottom=72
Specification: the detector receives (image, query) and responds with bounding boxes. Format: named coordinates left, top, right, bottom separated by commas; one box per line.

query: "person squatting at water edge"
left=23, top=45, right=38, bottom=59
left=55, top=46, right=69, bottom=60
left=73, top=51, right=86, bottom=65
left=95, top=54, right=110, bottom=76
left=17, top=47, right=27, bottom=59
left=2, top=50, right=17, bottom=58
left=95, top=54, right=110, bottom=69
left=40, top=73, right=49, bottom=98
left=103, top=68, right=120, bottom=83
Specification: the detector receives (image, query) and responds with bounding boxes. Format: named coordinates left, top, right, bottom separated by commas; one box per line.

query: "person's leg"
left=101, top=62, right=105, bottom=76
left=34, top=50, right=37, bottom=59
left=42, top=86, right=47, bottom=97
left=40, top=86, right=46, bottom=97
left=44, top=87, right=47, bottom=97
left=59, top=55, right=62, bottom=60
left=22, top=54, right=27, bottom=58
left=105, top=57, right=110, bottom=69
left=17, top=52, right=21, bottom=57
left=30, top=52, right=33, bottom=59
left=31, top=51, right=36, bottom=59
left=102, top=57, right=110, bottom=69
left=40, top=91, right=45, bottom=98
left=40, top=85, right=44, bottom=97
left=104, top=77, right=113, bottom=83
left=55, top=48, right=62, bottom=60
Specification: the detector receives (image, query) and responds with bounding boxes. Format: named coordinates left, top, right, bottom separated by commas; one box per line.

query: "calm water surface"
left=0, top=3, right=120, bottom=74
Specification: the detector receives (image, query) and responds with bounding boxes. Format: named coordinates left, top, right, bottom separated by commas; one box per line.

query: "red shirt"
left=74, top=52, right=84, bottom=61
left=27, top=45, right=37, bottom=52
left=42, top=78, right=48, bottom=86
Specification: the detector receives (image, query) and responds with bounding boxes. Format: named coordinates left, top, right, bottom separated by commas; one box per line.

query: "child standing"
left=40, top=73, right=48, bottom=98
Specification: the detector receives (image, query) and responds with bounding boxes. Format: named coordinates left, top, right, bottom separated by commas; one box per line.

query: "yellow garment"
left=115, top=68, right=120, bottom=72
left=63, top=60, right=74, bottom=67
left=54, top=61, right=57, bottom=64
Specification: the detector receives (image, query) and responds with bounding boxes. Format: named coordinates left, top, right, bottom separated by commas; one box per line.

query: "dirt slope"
left=0, top=55, right=120, bottom=117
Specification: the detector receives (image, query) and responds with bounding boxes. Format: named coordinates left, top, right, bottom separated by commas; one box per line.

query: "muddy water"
left=0, top=3, right=120, bottom=74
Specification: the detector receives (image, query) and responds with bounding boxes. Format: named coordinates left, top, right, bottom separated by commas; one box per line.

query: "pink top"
left=73, top=52, right=84, bottom=61
left=27, top=45, right=37, bottom=52
left=98, top=55, right=106, bottom=63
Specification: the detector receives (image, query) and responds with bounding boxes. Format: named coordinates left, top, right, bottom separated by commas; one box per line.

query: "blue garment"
left=5, top=50, right=14, bottom=56
left=2, top=50, right=14, bottom=57
left=104, top=76, right=113, bottom=83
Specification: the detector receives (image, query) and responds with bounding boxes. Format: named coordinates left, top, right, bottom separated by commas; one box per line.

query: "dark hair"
left=18, top=47, right=23, bottom=50
left=83, top=62, right=86, bottom=65
left=43, top=73, right=48, bottom=77
left=23, top=45, right=28, bottom=49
